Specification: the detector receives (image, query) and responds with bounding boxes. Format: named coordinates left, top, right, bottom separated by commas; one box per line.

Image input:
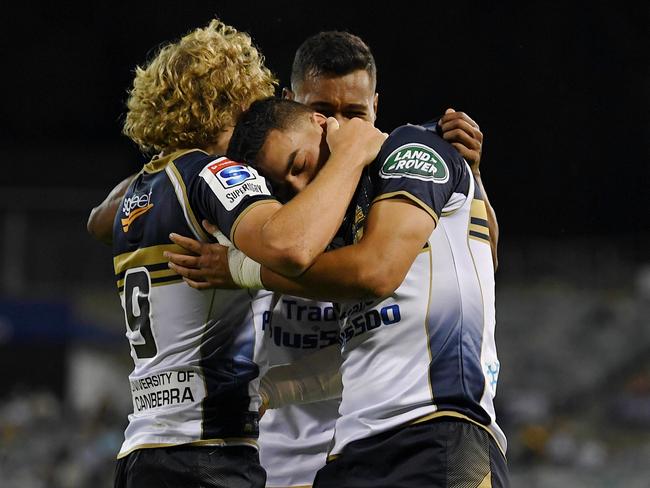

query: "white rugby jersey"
left=112, top=149, right=276, bottom=458
left=331, top=124, right=506, bottom=456
left=259, top=295, right=340, bottom=487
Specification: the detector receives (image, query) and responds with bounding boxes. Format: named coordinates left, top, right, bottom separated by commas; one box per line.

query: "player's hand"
left=438, top=108, right=483, bottom=174
left=325, top=117, right=388, bottom=167
left=164, top=233, right=238, bottom=290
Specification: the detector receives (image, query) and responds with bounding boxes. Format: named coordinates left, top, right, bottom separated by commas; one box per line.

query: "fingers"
left=442, top=128, right=481, bottom=151
left=450, top=143, right=479, bottom=165
left=326, top=117, right=340, bottom=133
left=202, top=220, right=231, bottom=245
left=202, top=219, right=219, bottom=235
left=182, top=277, right=212, bottom=290
left=168, top=261, right=207, bottom=281
left=440, top=110, right=480, bottom=130
left=169, top=233, right=203, bottom=254
left=439, top=118, right=483, bottom=143
left=164, top=251, right=199, bottom=268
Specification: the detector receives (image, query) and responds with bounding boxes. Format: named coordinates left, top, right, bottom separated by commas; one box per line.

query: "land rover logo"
left=380, top=143, right=449, bottom=183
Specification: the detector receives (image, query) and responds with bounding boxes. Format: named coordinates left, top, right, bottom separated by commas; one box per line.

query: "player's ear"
left=282, top=87, right=295, bottom=100
left=312, top=112, right=328, bottom=127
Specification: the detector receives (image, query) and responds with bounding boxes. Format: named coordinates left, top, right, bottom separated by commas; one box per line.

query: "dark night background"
left=1, top=1, right=648, bottom=239
left=0, top=2, right=648, bottom=487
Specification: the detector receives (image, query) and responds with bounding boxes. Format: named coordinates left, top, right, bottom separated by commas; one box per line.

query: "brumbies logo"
left=207, top=158, right=255, bottom=189
left=121, top=189, right=154, bottom=232
left=380, top=143, right=448, bottom=183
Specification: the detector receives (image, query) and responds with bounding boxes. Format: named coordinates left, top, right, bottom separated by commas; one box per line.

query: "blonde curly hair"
left=123, top=19, right=277, bottom=154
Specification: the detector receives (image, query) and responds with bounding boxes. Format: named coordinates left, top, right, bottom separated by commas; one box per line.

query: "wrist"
left=327, top=149, right=367, bottom=171
left=227, top=247, right=263, bottom=289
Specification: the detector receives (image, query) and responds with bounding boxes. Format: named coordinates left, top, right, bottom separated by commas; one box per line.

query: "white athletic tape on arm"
left=210, top=228, right=232, bottom=246
left=227, top=247, right=263, bottom=290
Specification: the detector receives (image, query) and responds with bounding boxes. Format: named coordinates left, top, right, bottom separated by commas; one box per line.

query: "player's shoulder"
left=169, top=149, right=222, bottom=178
left=376, top=124, right=464, bottom=184
left=382, top=124, right=458, bottom=162
left=171, top=151, right=263, bottom=189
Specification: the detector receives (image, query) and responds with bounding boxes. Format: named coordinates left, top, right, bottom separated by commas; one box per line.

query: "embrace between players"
left=88, top=19, right=509, bottom=488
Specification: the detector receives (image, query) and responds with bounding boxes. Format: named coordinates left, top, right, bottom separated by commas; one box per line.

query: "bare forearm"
left=262, top=156, right=362, bottom=275
left=260, top=345, right=342, bottom=408
left=87, top=174, right=137, bottom=245
left=260, top=202, right=426, bottom=301
left=260, top=243, right=378, bottom=301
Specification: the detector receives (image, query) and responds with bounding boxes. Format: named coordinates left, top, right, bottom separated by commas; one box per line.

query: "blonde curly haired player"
left=123, top=19, right=277, bottom=155
left=88, top=19, right=277, bottom=244
left=102, top=18, right=387, bottom=488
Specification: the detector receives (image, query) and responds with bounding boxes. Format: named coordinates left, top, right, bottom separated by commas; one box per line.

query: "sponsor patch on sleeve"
left=379, top=143, right=449, bottom=183
left=199, top=157, right=272, bottom=211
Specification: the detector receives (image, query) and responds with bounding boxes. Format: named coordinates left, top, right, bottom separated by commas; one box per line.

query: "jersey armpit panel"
left=370, top=124, right=470, bottom=222
left=180, top=156, right=278, bottom=242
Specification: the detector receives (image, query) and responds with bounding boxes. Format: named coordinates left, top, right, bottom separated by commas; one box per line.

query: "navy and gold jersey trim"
left=114, top=243, right=188, bottom=275
left=371, top=190, right=440, bottom=224
left=116, top=437, right=259, bottom=459
left=229, top=199, right=280, bottom=245
left=469, top=199, right=490, bottom=244
left=165, top=161, right=211, bottom=242
left=114, top=244, right=188, bottom=290
left=115, top=262, right=182, bottom=292
left=143, top=149, right=207, bottom=174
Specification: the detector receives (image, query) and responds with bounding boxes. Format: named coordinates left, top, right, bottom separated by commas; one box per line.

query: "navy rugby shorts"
left=114, top=444, right=266, bottom=488
left=313, top=417, right=509, bottom=488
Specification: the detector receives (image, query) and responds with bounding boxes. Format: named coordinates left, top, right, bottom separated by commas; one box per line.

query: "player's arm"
left=87, top=173, right=137, bottom=245
left=259, top=344, right=342, bottom=412
left=259, top=197, right=435, bottom=300
left=439, top=109, right=499, bottom=269
left=194, top=118, right=386, bottom=277
left=167, top=196, right=432, bottom=297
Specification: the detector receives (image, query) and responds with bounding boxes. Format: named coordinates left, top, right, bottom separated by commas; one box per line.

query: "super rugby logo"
left=200, top=157, right=272, bottom=211
left=380, top=143, right=449, bottom=183
left=121, top=189, right=153, bottom=232
left=208, top=158, right=255, bottom=189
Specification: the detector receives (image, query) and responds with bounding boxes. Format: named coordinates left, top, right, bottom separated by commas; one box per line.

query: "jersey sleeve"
left=187, top=156, right=278, bottom=241
left=371, top=124, right=470, bottom=222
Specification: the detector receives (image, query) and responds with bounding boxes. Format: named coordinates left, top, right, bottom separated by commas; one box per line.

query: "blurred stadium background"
left=0, top=2, right=648, bottom=486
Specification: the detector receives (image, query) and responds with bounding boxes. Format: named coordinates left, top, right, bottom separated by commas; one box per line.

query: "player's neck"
left=204, top=127, right=234, bottom=156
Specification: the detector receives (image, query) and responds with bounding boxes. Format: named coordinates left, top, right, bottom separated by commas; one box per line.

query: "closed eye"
left=345, top=112, right=368, bottom=120
left=290, top=158, right=306, bottom=176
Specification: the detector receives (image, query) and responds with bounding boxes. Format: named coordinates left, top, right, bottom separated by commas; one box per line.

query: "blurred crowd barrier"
left=0, top=189, right=648, bottom=487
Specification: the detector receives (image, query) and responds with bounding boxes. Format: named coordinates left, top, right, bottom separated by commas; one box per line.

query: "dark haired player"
left=89, top=27, right=492, bottom=488
left=166, top=31, right=497, bottom=488
left=211, top=96, right=509, bottom=487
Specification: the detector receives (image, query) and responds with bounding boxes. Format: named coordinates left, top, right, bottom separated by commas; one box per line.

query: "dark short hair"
left=227, top=97, right=313, bottom=167
left=291, top=31, right=376, bottom=90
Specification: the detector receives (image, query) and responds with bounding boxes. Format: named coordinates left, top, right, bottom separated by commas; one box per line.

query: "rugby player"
left=89, top=26, right=491, bottom=487
left=166, top=31, right=497, bottom=488
left=261, top=32, right=497, bottom=488
left=186, top=96, right=510, bottom=487
left=104, top=20, right=386, bottom=488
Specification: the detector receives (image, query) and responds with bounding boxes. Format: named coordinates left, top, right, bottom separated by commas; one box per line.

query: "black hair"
left=290, top=31, right=376, bottom=89
left=227, top=97, right=313, bottom=167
